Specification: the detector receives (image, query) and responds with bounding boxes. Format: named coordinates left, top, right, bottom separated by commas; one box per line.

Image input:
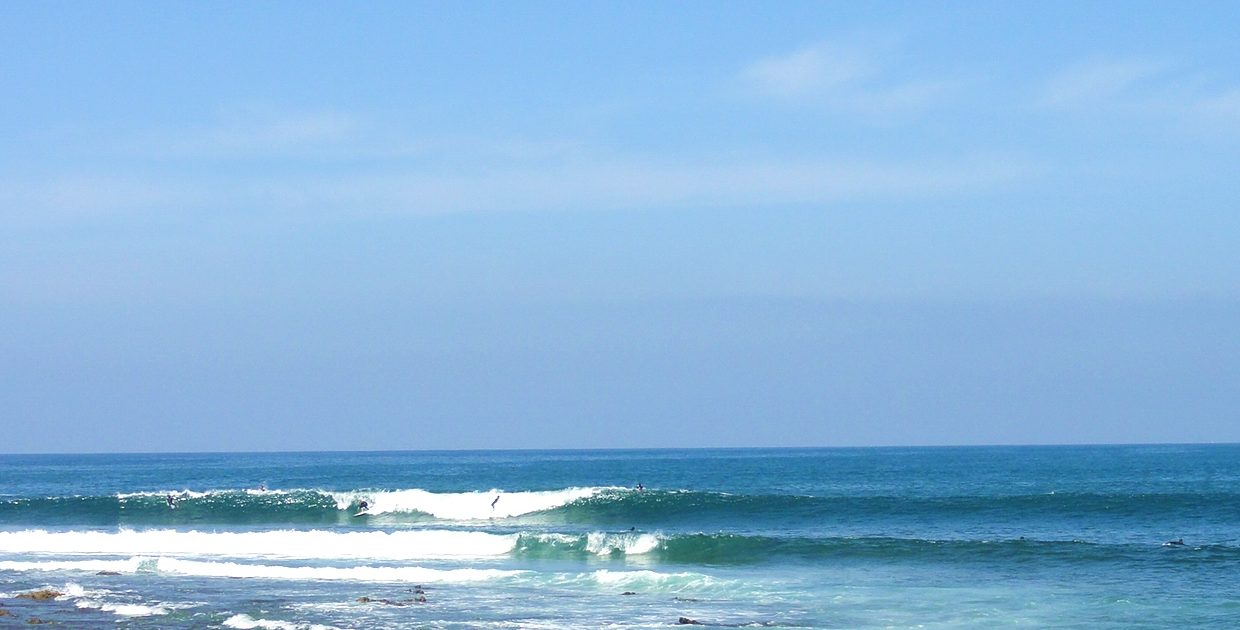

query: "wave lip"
left=331, top=487, right=617, bottom=520
left=515, top=531, right=663, bottom=558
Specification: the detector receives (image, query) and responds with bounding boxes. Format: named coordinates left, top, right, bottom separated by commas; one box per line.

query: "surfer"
left=358, top=500, right=369, bottom=512
left=491, top=495, right=500, bottom=510
left=165, top=494, right=176, bottom=509
left=636, top=483, right=644, bottom=491
left=1164, top=538, right=1185, bottom=546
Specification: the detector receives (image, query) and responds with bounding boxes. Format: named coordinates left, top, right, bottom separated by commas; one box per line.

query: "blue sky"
left=2, top=2, right=1237, bottom=452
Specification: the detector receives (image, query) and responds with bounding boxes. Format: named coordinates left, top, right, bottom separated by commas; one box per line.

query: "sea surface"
left=1, top=446, right=1238, bottom=628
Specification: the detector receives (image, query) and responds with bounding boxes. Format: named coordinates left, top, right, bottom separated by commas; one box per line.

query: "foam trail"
left=81, top=601, right=170, bottom=617
left=224, top=614, right=339, bottom=630
left=0, top=558, right=718, bottom=594
left=158, top=558, right=525, bottom=583
left=1, top=559, right=143, bottom=573
left=0, top=581, right=168, bottom=619
left=589, top=569, right=724, bottom=592
left=331, top=487, right=613, bottom=519
left=0, top=557, right=529, bottom=584
left=0, top=529, right=517, bottom=560
left=117, top=490, right=214, bottom=500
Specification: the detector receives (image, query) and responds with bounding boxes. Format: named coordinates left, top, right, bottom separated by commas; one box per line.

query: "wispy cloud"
left=1038, top=58, right=1166, bottom=108
left=1, top=150, right=1033, bottom=226
left=126, top=109, right=364, bottom=159
left=739, top=41, right=956, bottom=112
left=1037, top=56, right=1240, bottom=134
left=0, top=174, right=212, bottom=225
left=1191, top=87, right=1240, bottom=128
left=2, top=97, right=1038, bottom=227
left=742, top=43, right=874, bottom=98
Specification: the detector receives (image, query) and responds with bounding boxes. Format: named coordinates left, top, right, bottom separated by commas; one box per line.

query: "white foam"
left=0, top=556, right=526, bottom=584
left=99, top=602, right=169, bottom=616
left=61, top=581, right=88, bottom=597
left=0, top=529, right=517, bottom=560
left=223, top=613, right=339, bottom=630
left=1, top=558, right=143, bottom=573
left=584, top=532, right=661, bottom=556
left=330, top=487, right=612, bottom=519
left=117, top=489, right=212, bottom=500
left=586, top=569, right=724, bottom=592
left=5, top=581, right=169, bottom=619
left=156, top=558, right=526, bottom=583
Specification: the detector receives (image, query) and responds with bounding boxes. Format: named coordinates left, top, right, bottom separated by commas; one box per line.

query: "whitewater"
left=2, top=447, right=1239, bottom=628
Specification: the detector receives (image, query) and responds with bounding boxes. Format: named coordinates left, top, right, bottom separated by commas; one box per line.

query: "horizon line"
left=3, top=441, right=1235, bottom=457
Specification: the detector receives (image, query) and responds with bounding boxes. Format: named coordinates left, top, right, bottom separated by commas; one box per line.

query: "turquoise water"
left=1, top=446, right=1238, bottom=628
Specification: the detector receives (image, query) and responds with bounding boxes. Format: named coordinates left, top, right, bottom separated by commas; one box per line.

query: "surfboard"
left=353, top=510, right=368, bottom=517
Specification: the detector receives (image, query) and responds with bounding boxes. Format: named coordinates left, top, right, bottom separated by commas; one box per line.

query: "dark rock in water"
left=26, top=618, right=51, bottom=624
left=96, top=571, right=121, bottom=576
left=621, top=591, right=637, bottom=596
left=0, top=609, right=11, bottom=618
left=17, top=589, right=62, bottom=601
left=678, top=617, right=703, bottom=625
left=358, top=595, right=420, bottom=606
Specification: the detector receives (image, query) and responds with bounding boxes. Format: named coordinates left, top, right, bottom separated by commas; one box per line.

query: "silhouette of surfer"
left=636, top=483, right=644, bottom=492
left=165, top=494, right=176, bottom=509
left=491, top=495, right=500, bottom=510
left=357, top=500, right=369, bottom=513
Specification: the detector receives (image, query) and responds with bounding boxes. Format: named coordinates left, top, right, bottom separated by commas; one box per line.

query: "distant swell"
left=536, top=490, right=1240, bottom=527
left=517, top=532, right=1240, bottom=566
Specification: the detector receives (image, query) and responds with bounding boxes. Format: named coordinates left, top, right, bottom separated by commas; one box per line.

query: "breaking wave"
left=4, top=528, right=1235, bottom=567
left=0, top=487, right=622, bottom=526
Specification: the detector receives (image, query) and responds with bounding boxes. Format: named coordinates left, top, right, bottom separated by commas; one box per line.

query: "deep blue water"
left=1, top=446, right=1238, bottom=628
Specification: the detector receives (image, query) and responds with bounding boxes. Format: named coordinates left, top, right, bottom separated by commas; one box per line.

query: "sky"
left=1, top=1, right=1238, bottom=453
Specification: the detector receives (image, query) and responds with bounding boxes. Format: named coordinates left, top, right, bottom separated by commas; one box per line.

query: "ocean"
left=1, top=445, right=1238, bottom=628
